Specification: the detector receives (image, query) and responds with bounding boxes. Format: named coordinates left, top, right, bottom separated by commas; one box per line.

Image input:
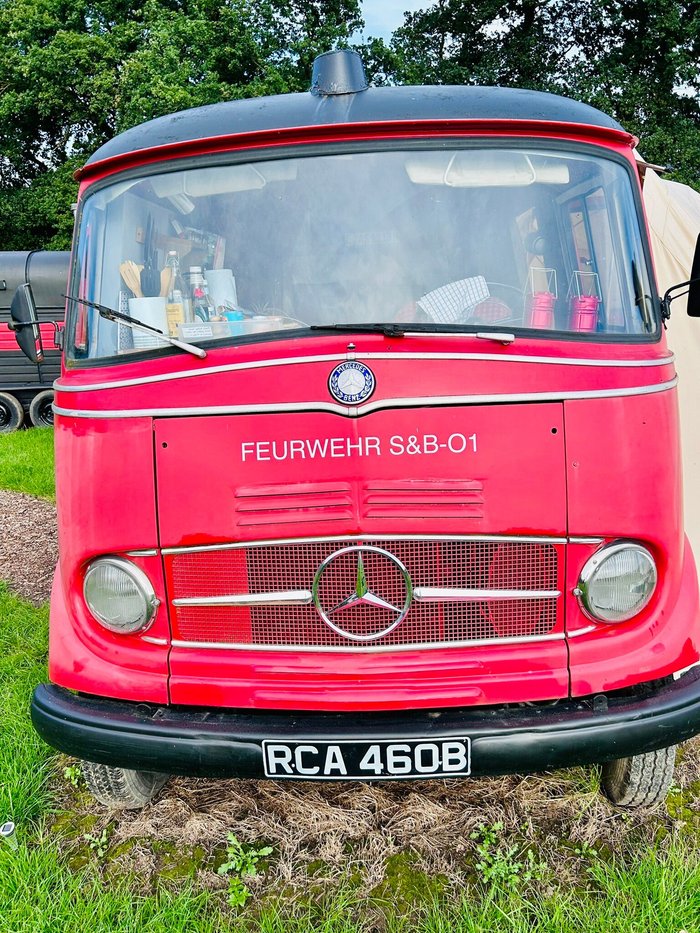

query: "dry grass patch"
left=52, top=738, right=700, bottom=902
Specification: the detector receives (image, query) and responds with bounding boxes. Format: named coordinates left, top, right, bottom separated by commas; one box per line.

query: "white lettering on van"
left=240, top=433, right=477, bottom=462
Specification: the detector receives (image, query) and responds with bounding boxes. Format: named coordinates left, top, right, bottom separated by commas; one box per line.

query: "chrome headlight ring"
left=83, top=556, right=159, bottom=634
left=575, top=541, right=657, bottom=624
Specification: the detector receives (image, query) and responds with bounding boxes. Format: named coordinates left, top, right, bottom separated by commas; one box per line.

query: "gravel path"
left=0, top=489, right=57, bottom=604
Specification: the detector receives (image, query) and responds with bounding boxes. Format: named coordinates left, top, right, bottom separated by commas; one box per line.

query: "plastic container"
left=128, top=297, right=170, bottom=349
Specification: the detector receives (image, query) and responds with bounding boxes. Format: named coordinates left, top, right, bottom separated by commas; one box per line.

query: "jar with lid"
left=189, top=266, right=215, bottom=321
left=165, top=251, right=192, bottom=333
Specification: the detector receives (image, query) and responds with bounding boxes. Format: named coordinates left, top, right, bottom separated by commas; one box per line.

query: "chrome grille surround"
left=166, top=535, right=563, bottom=651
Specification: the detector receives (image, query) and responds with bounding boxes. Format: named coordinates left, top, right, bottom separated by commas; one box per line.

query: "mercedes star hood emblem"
left=312, top=545, right=413, bottom=642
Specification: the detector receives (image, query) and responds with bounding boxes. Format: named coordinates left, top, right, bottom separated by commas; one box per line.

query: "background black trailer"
left=0, top=251, right=69, bottom=431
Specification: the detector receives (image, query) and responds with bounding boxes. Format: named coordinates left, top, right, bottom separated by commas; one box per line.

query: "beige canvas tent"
left=643, top=168, right=700, bottom=555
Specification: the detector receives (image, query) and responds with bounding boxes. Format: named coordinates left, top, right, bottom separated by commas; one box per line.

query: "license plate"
left=262, top=737, right=471, bottom=779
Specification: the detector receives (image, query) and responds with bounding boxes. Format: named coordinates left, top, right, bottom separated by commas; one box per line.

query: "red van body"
left=30, top=53, right=700, bottom=803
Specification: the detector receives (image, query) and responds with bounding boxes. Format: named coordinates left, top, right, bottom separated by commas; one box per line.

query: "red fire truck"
left=19, top=51, right=700, bottom=809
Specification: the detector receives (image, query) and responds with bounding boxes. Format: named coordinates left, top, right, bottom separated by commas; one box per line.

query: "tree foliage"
left=1, top=0, right=699, bottom=250
left=368, top=0, right=700, bottom=187
left=0, top=0, right=361, bottom=249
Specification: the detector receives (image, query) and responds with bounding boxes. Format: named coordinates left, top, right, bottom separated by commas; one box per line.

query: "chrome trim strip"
left=141, top=635, right=169, bottom=645
left=54, top=400, right=345, bottom=418
left=101, top=539, right=595, bottom=557
left=413, top=587, right=560, bottom=602
left=54, top=352, right=675, bottom=393
left=173, top=590, right=312, bottom=607
left=52, top=377, right=679, bottom=419
left=55, top=354, right=345, bottom=393
left=170, top=631, right=567, bottom=653
left=163, top=533, right=567, bottom=555
left=396, top=346, right=675, bottom=368
left=566, top=625, right=597, bottom=638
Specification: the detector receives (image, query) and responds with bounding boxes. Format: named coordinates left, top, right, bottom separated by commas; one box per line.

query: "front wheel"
left=601, top=746, right=676, bottom=808
left=81, top=760, right=169, bottom=809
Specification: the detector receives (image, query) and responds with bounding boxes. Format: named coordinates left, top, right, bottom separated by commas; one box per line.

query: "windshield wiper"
left=308, top=322, right=515, bottom=344
left=65, top=295, right=207, bottom=359
left=309, top=323, right=407, bottom=337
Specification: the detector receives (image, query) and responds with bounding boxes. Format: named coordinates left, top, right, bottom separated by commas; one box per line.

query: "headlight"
left=83, top=557, right=158, bottom=634
left=577, top=542, right=657, bottom=623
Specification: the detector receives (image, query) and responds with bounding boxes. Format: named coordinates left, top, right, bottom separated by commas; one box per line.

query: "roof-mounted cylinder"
left=311, top=49, right=368, bottom=97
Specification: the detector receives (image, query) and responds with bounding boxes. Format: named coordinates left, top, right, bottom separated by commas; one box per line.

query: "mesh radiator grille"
left=167, top=539, right=561, bottom=649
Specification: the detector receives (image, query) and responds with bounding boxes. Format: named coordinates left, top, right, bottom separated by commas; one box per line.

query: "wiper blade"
left=65, top=295, right=207, bottom=359
left=308, top=322, right=515, bottom=343
left=309, top=323, right=406, bottom=337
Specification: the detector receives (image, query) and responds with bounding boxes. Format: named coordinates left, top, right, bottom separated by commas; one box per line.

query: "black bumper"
left=31, top=671, right=700, bottom=780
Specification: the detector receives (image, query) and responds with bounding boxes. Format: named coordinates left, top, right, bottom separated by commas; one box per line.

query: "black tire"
left=81, top=760, right=169, bottom=810
left=0, top=392, right=24, bottom=433
left=29, top=390, right=55, bottom=427
left=601, top=745, right=676, bottom=808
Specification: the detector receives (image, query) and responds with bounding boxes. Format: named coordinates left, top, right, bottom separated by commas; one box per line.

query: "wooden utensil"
left=120, top=261, right=143, bottom=297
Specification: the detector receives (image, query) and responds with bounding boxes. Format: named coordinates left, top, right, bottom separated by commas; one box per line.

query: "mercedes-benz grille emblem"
left=312, top=545, right=413, bottom=642
left=328, top=361, right=376, bottom=405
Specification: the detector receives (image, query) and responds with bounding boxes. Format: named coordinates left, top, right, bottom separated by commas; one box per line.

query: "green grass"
left=0, top=842, right=229, bottom=932
left=0, top=428, right=55, bottom=499
left=0, top=584, right=52, bottom=824
left=1, top=831, right=700, bottom=932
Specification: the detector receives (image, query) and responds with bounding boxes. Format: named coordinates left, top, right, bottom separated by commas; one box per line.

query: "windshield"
left=68, top=144, right=656, bottom=361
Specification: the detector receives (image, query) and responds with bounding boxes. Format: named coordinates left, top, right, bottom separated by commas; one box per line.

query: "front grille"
left=166, top=538, right=562, bottom=650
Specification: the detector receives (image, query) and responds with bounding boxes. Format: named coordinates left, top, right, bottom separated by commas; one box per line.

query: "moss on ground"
left=371, top=852, right=448, bottom=913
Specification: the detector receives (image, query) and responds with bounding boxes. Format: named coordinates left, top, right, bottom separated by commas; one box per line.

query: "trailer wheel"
left=29, top=390, right=55, bottom=427
left=601, top=745, right=676, bottom=808
left=0, top=392, right=24, bottom=433
left=81, top=760, right=169, bottom=810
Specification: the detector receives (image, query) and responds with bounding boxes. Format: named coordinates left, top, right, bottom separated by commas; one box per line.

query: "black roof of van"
left=85, top=85, right=626, bottom=167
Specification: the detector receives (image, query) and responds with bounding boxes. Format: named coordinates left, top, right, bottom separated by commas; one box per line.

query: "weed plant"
left=217, top=834, right=274, bottom=906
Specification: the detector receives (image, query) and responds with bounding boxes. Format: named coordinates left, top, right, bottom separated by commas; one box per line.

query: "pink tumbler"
left=570, top=294, right=599, bottom=332
left=525, top=292, right=556, bottom=329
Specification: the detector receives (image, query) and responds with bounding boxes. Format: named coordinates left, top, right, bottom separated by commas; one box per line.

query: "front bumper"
left=32, top=669, right=700, bottom=780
